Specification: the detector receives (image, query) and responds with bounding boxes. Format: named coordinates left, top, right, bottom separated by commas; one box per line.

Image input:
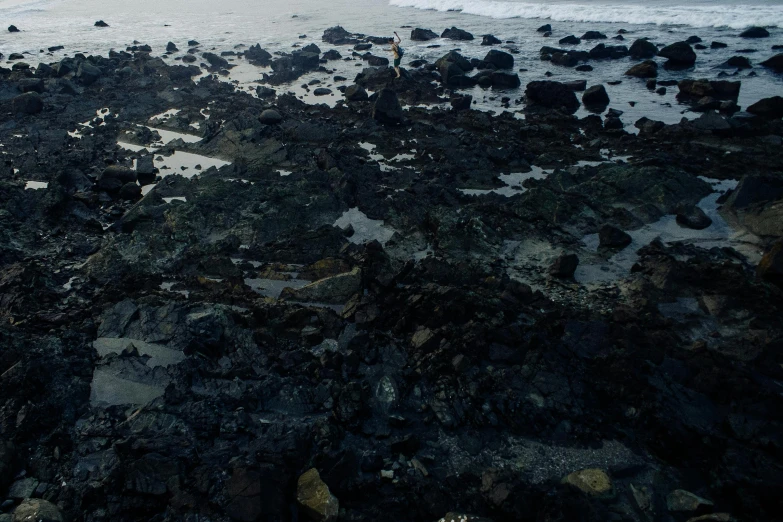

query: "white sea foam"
left=389, top=0, right=783, bottom=29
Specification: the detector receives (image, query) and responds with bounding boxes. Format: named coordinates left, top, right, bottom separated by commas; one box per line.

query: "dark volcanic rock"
left=582, top=31, right=607, bottom=40
left=94, top=20, right=109, bottom=27
left=8, top=24, right=20, bottom=32
left=322, top=26, right=359, bottom=45
left=259, top=109, right=283, bottom=124
left=659, top=41, right=697, bottom=68
left=678, top=79, right=741, bottom=100
left=11, top=92, right=43, bottom=114
left=491, top=71, right=521, bottom=89
left=582, top=85, right=610, bottom=108
left=740, top=26, right=770, bottom=38
left=119, top=182, right=142, bottom=201
left=323, top=49, right=341, bottom=60
left=549, top=254, right=579, bottom=277
left=441, top=27, right=474, bottom=40
left=256, top=85, right=276, bottom=98
left=599, top=225, right=632, bottom=248
left=559, top=35, right=581, bottom=45
left=246, top=44, right=273, bottom=66
left=747, top=96, right=783, bottom=118
left=202, top=52, right=229, bottom=68
left=758, top=241, right=783, bottom=288
left=526, top=81, right=580, bottom=113
left=372, top=88, right=404, bottom=124
left=724, top=55, right=752, bottom=69
left=711, top=41, right=728, bottom=49
left=484, top=49, right=514, bottom=69
left=76, top=62, right=102, bottom=85
left=676, top=206, right=712, bottom=229
left=482, top=34, right=502, bottom=46
left=589, top=43, right=629, bottom=59
left=565, top=80, right=587, bottom=91
left=166, top=41, right=178, bottom=52
left=625, top=60, right=658, bottom=78
left=537, top=24, right=552, bottom=33
left=629, top=39, right=657, bottom=58
left=761, top=53, right=783, bottom=73
left=411, top=28, right=438, bottom=41
left=344, top=84, right=369, bottom=102
left=450, top=94, right=472, bottom=111
left=313, top=87, right=332, bottom=96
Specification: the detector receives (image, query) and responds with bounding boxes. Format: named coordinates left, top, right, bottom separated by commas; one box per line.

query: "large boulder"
left=722, top=175, right=783, bottom=237
left=581, top=31, right=607, bottom=40
left=625, top=60, right=658, bottom=78
left=482, top=34, right=502, bottom=46
left=582, top=85, right=610, bottom=107
left=372, top=89, right=404, bottom=125
left=747, top=96, right=783, bottom=119
left=589, top=44, right=629, bottom=59
left=259, top=109, right=283, bottom=124
left=11, top=92, right=43, bottom=114
left=676, top=205, right=712, bottom=229
left=677, top=79, right=741, bottom=100
left=322, top=26, right=358, bottom=45
left=450, top=94, right=472, bottom=111
left=202, top=52, right=229, bottom=68
left=739, top=26, right=769, bottom=38
left=76, top=61, right=102, bottom=85
left=525, top=81, right=580, bottom=113
left=0, top=438, right=15, bottom=492
left=441, top=27, right=474, bottom=40
left=757, top=241, right=783, bottom=288
left=629, top=39, right=657, bottom=58
left=761, top=53, right=783, bottom=73
left=491, top=71, right=521, bottom=89
left=98, top=165, right=138, bottom=187
left=411, top=28, right=438, bottom=41
left=344, top=84, right=369, bottom=102
left=12, top=499, right=63, bottom=522
left=435, top=51, right=473, bottom=72
left=296, top=469, right=339, bottom=521
left=599, top=225, right=632, bottom=248
left=549, top=254, right=579, bottom=278
left=484, top=49, right=514, bottom=69
left=658, top=41, right=696, bottom=68
left=245, top=44, right=272, bottom=66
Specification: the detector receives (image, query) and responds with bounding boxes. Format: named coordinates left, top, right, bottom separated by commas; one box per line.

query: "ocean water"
left=1, top=0, right=782, bottom=123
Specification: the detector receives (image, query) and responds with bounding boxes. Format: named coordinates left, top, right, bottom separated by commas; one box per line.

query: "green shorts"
left=394, top=57, right=401, bottom=67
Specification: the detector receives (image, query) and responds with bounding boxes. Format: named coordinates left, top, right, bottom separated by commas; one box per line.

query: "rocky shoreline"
left=1, top=23, right=783, bottom=522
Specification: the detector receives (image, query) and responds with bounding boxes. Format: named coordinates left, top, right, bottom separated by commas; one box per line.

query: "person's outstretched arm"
left=394, top=31, right=401, bottom=43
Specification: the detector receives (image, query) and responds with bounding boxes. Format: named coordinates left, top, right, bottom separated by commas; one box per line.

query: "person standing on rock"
left=389, top=31, right=403, bottom=78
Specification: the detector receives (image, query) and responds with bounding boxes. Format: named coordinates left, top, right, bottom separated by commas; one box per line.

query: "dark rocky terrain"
left=1, top=24, right=783, bottom=522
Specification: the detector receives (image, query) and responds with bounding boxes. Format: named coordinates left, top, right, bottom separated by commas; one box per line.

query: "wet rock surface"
left=0, top=26, right=782, bottom=522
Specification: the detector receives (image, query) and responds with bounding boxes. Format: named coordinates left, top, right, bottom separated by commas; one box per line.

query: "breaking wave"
left=388, top=0, right=783, bottom=29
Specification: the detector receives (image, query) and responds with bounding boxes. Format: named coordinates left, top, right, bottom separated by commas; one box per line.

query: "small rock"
left=761, top=53, right=783, bottom=73
left=8, top=25, right=20, bottom=32
left=562, top=469, right=613, bottom=497
left=582, top=31, right=607, bottom=40
left=313, top=87, right=332, bottom=96
left=12, top=92, right=43, bottom=115
left=372, top=88, right=404, bottom=125
left=537, top=24, right=552, bottom=33
left=94, top=20, right=109, bottom=27
left=441, top=27, right=474, bottom=41
left=629, top=39, right=658, bottom=58
left=166, top=41, right=178, bottom=52
left=450, top=94, right=472, bottom=111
